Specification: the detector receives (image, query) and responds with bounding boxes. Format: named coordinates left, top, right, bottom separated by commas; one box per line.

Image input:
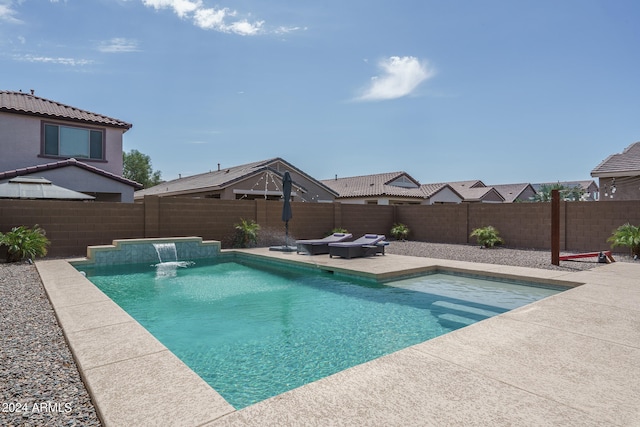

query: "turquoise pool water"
left=80, top=258, right=563, bottom=409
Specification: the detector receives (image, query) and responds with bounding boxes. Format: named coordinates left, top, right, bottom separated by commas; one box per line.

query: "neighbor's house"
left=591, top=141, right=640, bottom=201
left=320, top=172, right=463, bottom=205
left=0, top=90, right=141, bottom=202
left=531, top=181, right=600, bottom=201
left=490, top=183, right=538, bottom=203
left=134, top=158, right=337, bottom=202
left=445, top=180, right=505, bottom=203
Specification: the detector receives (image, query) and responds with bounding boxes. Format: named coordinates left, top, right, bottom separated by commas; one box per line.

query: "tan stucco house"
left=135, top=158, right=337, bottom=202
left=321, top=172, right=463, bottom=205
left=0, top=90, right=141, bottom=202
left=591, top=141, right=640, bottom=201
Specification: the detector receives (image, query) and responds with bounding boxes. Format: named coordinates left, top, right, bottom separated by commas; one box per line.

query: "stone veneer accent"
left=70, top=237, right=220, bottom=266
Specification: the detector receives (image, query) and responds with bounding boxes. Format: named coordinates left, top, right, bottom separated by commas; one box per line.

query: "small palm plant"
left=470, top=225, right=504, bottom=248
left=0, top=225, right=50, bottom=262
left=390, top=223, right=410, bottom=241
left=233, top=218, right=260, bottom=248
left=607, top=223, right=640, bottom=258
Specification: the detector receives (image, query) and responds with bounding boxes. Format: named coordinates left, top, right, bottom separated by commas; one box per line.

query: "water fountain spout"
left=153, top=243, right=178, bottom=263
left=152, top=242, right=194, bottom=278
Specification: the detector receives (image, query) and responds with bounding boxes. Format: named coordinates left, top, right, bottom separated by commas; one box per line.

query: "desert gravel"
left=0, top=262, right=101, bottom=427
left=0, top=243, right=635, bottom=426
left=386, top=241, right=636, bottom=271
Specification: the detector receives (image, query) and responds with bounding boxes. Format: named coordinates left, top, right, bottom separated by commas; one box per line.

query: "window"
left=43, top=123, right=104, bottom=160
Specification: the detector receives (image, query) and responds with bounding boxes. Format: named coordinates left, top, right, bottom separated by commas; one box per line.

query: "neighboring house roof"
left=0, top=177, right=95, bottom=200
left=321, top=172, right=425, bottom=199
left=135, top=158, right=338, bottom=199
left=455, top=186, right=505, bottom=202
left=429, top=180, right=504, bottom=202
left=448, top=180, right=486, bottom=190
left=0, top=90, right=132, bottom=130
left=490, top=183, right=536, bottom=202
left=0, top=158, right=142, bottom=189
left=419, top=183, right=464, bottom=200
left=591, top=141, right=640, bottom=177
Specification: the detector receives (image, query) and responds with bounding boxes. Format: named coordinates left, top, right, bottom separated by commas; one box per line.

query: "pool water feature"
left=79, top=259, right=564, bottom=409
left=153, top=242, right=178, bottom=263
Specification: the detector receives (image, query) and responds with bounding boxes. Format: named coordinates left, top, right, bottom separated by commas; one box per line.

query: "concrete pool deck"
left=36, top=249, right=640, bottom=426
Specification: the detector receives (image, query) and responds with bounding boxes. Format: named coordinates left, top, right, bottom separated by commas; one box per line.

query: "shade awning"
left=0, top=177, right=95, bottom=200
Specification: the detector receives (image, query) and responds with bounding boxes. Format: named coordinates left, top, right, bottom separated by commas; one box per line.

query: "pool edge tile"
left=36, top=260, right=236, bottom=427
left=82, top=350, right=234, bottom=427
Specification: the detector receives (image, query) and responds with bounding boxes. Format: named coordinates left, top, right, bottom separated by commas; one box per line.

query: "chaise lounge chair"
left=296, top=233, right=353, bottom=255
left=328, top=234, right=388, bottom=259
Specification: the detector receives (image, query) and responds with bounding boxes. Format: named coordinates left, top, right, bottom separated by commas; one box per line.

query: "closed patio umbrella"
left=282, top=171, right=293, bottom=249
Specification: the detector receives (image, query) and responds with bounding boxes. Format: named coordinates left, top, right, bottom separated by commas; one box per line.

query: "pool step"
left=437, top=313, right=477, bottom=328
left=432, top=300, right=502, bottom=329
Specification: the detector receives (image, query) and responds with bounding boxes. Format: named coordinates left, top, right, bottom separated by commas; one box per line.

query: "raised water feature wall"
left=70, top=237, right=221, bottom=266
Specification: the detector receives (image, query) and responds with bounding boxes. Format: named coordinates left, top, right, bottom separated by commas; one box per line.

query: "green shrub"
left=470, top=225, right=504, bottom=248
left=0, top=225, right=50, bottom=262
left=607, top=223, right=640, bottom=257
left=327, top=227, right=349, bottom=236
left=232, top=219, right=260, bottom=248
left=390, top=223, right=410, bottom=241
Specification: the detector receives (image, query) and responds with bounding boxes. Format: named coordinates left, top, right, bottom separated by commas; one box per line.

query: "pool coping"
left=36, top=249, right=640, bottom=426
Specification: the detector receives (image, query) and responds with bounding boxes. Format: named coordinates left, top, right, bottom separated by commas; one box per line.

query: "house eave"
left=591, top=170, right=640, bottom=178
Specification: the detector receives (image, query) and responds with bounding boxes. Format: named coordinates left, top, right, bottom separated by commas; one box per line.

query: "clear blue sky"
left=2, top=0, right=639, bottom=184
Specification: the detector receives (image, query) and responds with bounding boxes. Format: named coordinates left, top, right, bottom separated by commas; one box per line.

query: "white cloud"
left=142, top=0, right=265, bottom=35
left=98, top=38, right=139, bottom=53
left=274, top=25, right=306, bottom=35
left=143, top=0, right=200, bottom=18
left=192, top=7, right=226, bottom=29
left=226, top=19, right=263, bottom=36
left=0, top=1, right=22, bottom=23
left=14, top=54, right=94, bottom=66
left=356, top=56, right=435, bottom=101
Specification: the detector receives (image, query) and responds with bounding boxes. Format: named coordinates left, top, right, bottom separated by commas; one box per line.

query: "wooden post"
left=551, top=189, right=560, bottom=265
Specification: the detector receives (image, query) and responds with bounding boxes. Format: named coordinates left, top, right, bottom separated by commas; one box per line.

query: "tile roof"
left=0, top=158, right=142, bottom=189
left=447, top=180, right=486, bottom=191
left=419, top=183, right=457, bottom=198
left=455, top=186, right=504, bottom=202
left=135, top=158, right=336, bottom=198
left=426, top=180, right=504, bottom=202
left=424, top=180, right=505, bottom=202
left=591, top=141, right=640, bottom=177
left=490, top=183, right=534, bottom=202
left=321, top=172, right=426, bottom=199
left=0, top=90, right=132, bottom=130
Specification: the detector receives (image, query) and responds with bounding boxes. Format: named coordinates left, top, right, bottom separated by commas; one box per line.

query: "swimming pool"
left=79, top=257, right=564, bottom=409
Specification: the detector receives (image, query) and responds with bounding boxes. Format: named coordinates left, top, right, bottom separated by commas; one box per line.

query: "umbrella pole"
left=285, top=221, right=289, bottom=247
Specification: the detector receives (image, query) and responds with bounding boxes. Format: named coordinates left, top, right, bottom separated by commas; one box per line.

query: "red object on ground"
left=559, top=251, right=616, bottom=263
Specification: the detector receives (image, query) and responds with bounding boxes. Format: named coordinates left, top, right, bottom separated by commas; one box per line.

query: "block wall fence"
left=1, top=196, right=639, bottom=258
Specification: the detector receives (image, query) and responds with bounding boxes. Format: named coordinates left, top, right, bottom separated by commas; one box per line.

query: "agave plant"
left=390, top=223, right=410, bottom=241
left=0, top=225, right=50, bottom=262
left=232, top=218, right=261, bottom=248
left=470, top=225, right=504, bottom=248
left=607, top=223, right=640, bottom=258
